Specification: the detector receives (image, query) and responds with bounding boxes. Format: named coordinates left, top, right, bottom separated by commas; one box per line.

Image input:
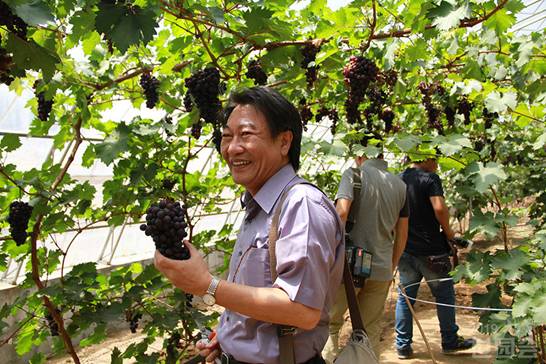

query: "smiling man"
left=154, top=87, right=345, bottom=364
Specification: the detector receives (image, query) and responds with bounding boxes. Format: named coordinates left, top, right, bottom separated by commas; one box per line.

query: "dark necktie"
left=244, top=198, right=261, bottom=222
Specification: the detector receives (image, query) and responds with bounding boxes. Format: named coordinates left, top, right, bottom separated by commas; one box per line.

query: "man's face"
left=220, top=104, right=292, bottom=195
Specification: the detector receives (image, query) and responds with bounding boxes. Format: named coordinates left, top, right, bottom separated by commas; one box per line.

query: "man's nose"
left=224, top=136, right=244, bottom=155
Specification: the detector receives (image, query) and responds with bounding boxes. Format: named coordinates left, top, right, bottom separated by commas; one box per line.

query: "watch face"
left=203, top=294, right=215, bottom=306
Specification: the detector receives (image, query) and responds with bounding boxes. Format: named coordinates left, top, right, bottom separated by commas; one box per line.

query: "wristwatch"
left=203, top=276, right=220, bottom=306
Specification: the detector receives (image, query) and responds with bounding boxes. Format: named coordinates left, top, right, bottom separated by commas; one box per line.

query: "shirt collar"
left=243, top=164, right=297, bottom=215
left=362, top=158, right=388, bottom=170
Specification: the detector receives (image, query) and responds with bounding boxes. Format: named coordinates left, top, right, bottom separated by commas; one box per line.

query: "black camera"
left=451, top=237, right=472, bottom=249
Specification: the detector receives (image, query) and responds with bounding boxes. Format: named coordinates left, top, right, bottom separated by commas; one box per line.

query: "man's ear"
left=279, top=130, right=293, bottom=156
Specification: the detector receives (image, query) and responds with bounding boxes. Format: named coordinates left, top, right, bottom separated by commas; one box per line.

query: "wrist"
left=201, top=274, right=214, bottom=296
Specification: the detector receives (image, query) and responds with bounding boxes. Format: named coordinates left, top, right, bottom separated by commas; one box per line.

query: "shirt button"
left=238, top=251, right=242, bottom=256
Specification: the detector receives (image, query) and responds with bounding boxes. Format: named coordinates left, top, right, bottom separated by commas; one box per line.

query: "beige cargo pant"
left=322, top=279, right=392, bottom=363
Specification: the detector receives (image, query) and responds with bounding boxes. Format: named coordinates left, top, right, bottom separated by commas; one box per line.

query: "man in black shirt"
left=394, top=157, right=476, bottom=359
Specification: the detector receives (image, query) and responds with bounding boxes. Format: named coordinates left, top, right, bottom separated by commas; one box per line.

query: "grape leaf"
left=491, top=249, right=529, bottom=281
left=531, top=295, right=546, bottom=324
left=432, top=3, right=469, bottom=31
left=472, top=283, right=502, bottom=308
left=512, top=294, right=533, bottom=318
left=469, top=161, right=507, bottom=193
left=94, top=123, right=131, bottom=165
left=5, top=34, right=59, bottom=81
left=95, top=3, right=157, bottom=52
left=0, top=134, right=21, bottom=152
left=12, top=0, right=54, bottom=26
left=485, top=91, right=517, bottom=113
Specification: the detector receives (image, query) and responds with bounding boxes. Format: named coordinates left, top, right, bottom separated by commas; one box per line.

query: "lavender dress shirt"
left=216, top=164, right=345, bottom=364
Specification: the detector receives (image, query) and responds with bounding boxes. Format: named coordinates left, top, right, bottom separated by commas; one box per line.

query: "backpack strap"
left=345, top=167, right=362, bottom=234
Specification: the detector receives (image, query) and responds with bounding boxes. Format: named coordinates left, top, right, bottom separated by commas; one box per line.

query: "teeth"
left=232, top=161, right=250, bottom=166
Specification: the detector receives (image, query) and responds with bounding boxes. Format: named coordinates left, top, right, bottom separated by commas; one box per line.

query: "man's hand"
left=154, top=241, right=212, bottom=296
left=196, top=331, right=220, bottom=363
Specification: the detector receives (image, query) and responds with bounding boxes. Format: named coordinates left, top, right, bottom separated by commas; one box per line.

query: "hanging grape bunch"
left=246, top=60, right=268, bottom=85
left=34, top=81, right=54, bottom=121
left=183, top=92, right=193, bottom=112
left=300, top=42, right=321, bottom=87
left=45, top=309, right=60, bottom=337
left=380, top=107, right=395, bottom=133
left=382, top=69, right=398, bottom=89
left=212, top=127, right=222, bottom=153
left=125, top=311, right=143, bottom=333
left=482, top=108, right=497, bottom=130
left=343, top=56, right=378, bottom=124
left=140, top=200, right=189, bottom=260
left=418, top=81, right=444, bottom=134
left=299, top=98, right=313, bottom=128
left=457, top=97, right=472, bottom=125
left=185, top=67, right=222, bottom=125
left=0, top=34, right=14, bottom=85
left=162, top=178, right=176, bottom=191
left=7, top=201, right=33, bottom=246
left=444, top=105, right=456, bottom=128
left=140, top=73, right=160, bottom=108
left=315, top=106, right=339, bottom=135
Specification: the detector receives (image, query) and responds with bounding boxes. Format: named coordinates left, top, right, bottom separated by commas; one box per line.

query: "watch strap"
left=206, top=276, right=220, bottom=297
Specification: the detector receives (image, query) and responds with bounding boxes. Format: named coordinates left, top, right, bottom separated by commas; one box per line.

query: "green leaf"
left=29, top=352, right=46, bottom=364
left=81, top=145, right=96, bottom=168
left=432, top=3, right=469, bottom=31
left=484, top=9, right=516, bottom=34
left=94, top=123, right=131, bottom=165
left=15, top=319, right=37, bottom=355
left=491, top=249, right=529, bottom=281
left=469, top=162, right=507, bottom=193
left=79, top=323, right=107, bottom=347
left=435, top=134, right=472, bottom=156
left=0, top=134, right=22, bottom=152
left=111, top=347, right=123, bottom=364
left=393, top=134, right=421, bottom=152
left=469, top=210, right=499, bottom=238
left=472, top=283, right=502, bottom=308
left=13, top=0, right=54, bottom=26
left=95, top=3, right=157, bottom=52
left=484, top=91, right=517, bottom=113
left=512, top=294, right=533, bottom=318
left=242, top=7, right=275, bottom=35
left=532, top=132, right=546, bottom=151
left=531, top=295, right=546, bottom=324
left=6, top=34, right=59, bottom=81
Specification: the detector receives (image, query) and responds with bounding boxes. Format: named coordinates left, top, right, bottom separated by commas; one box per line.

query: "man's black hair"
left=219, top=86, right=302, bottom=171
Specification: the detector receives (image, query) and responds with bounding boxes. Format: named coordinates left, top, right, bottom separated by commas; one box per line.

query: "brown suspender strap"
left=268, top=182, right=301, bottom=364
left=343, top=257, right=365, bottom=331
